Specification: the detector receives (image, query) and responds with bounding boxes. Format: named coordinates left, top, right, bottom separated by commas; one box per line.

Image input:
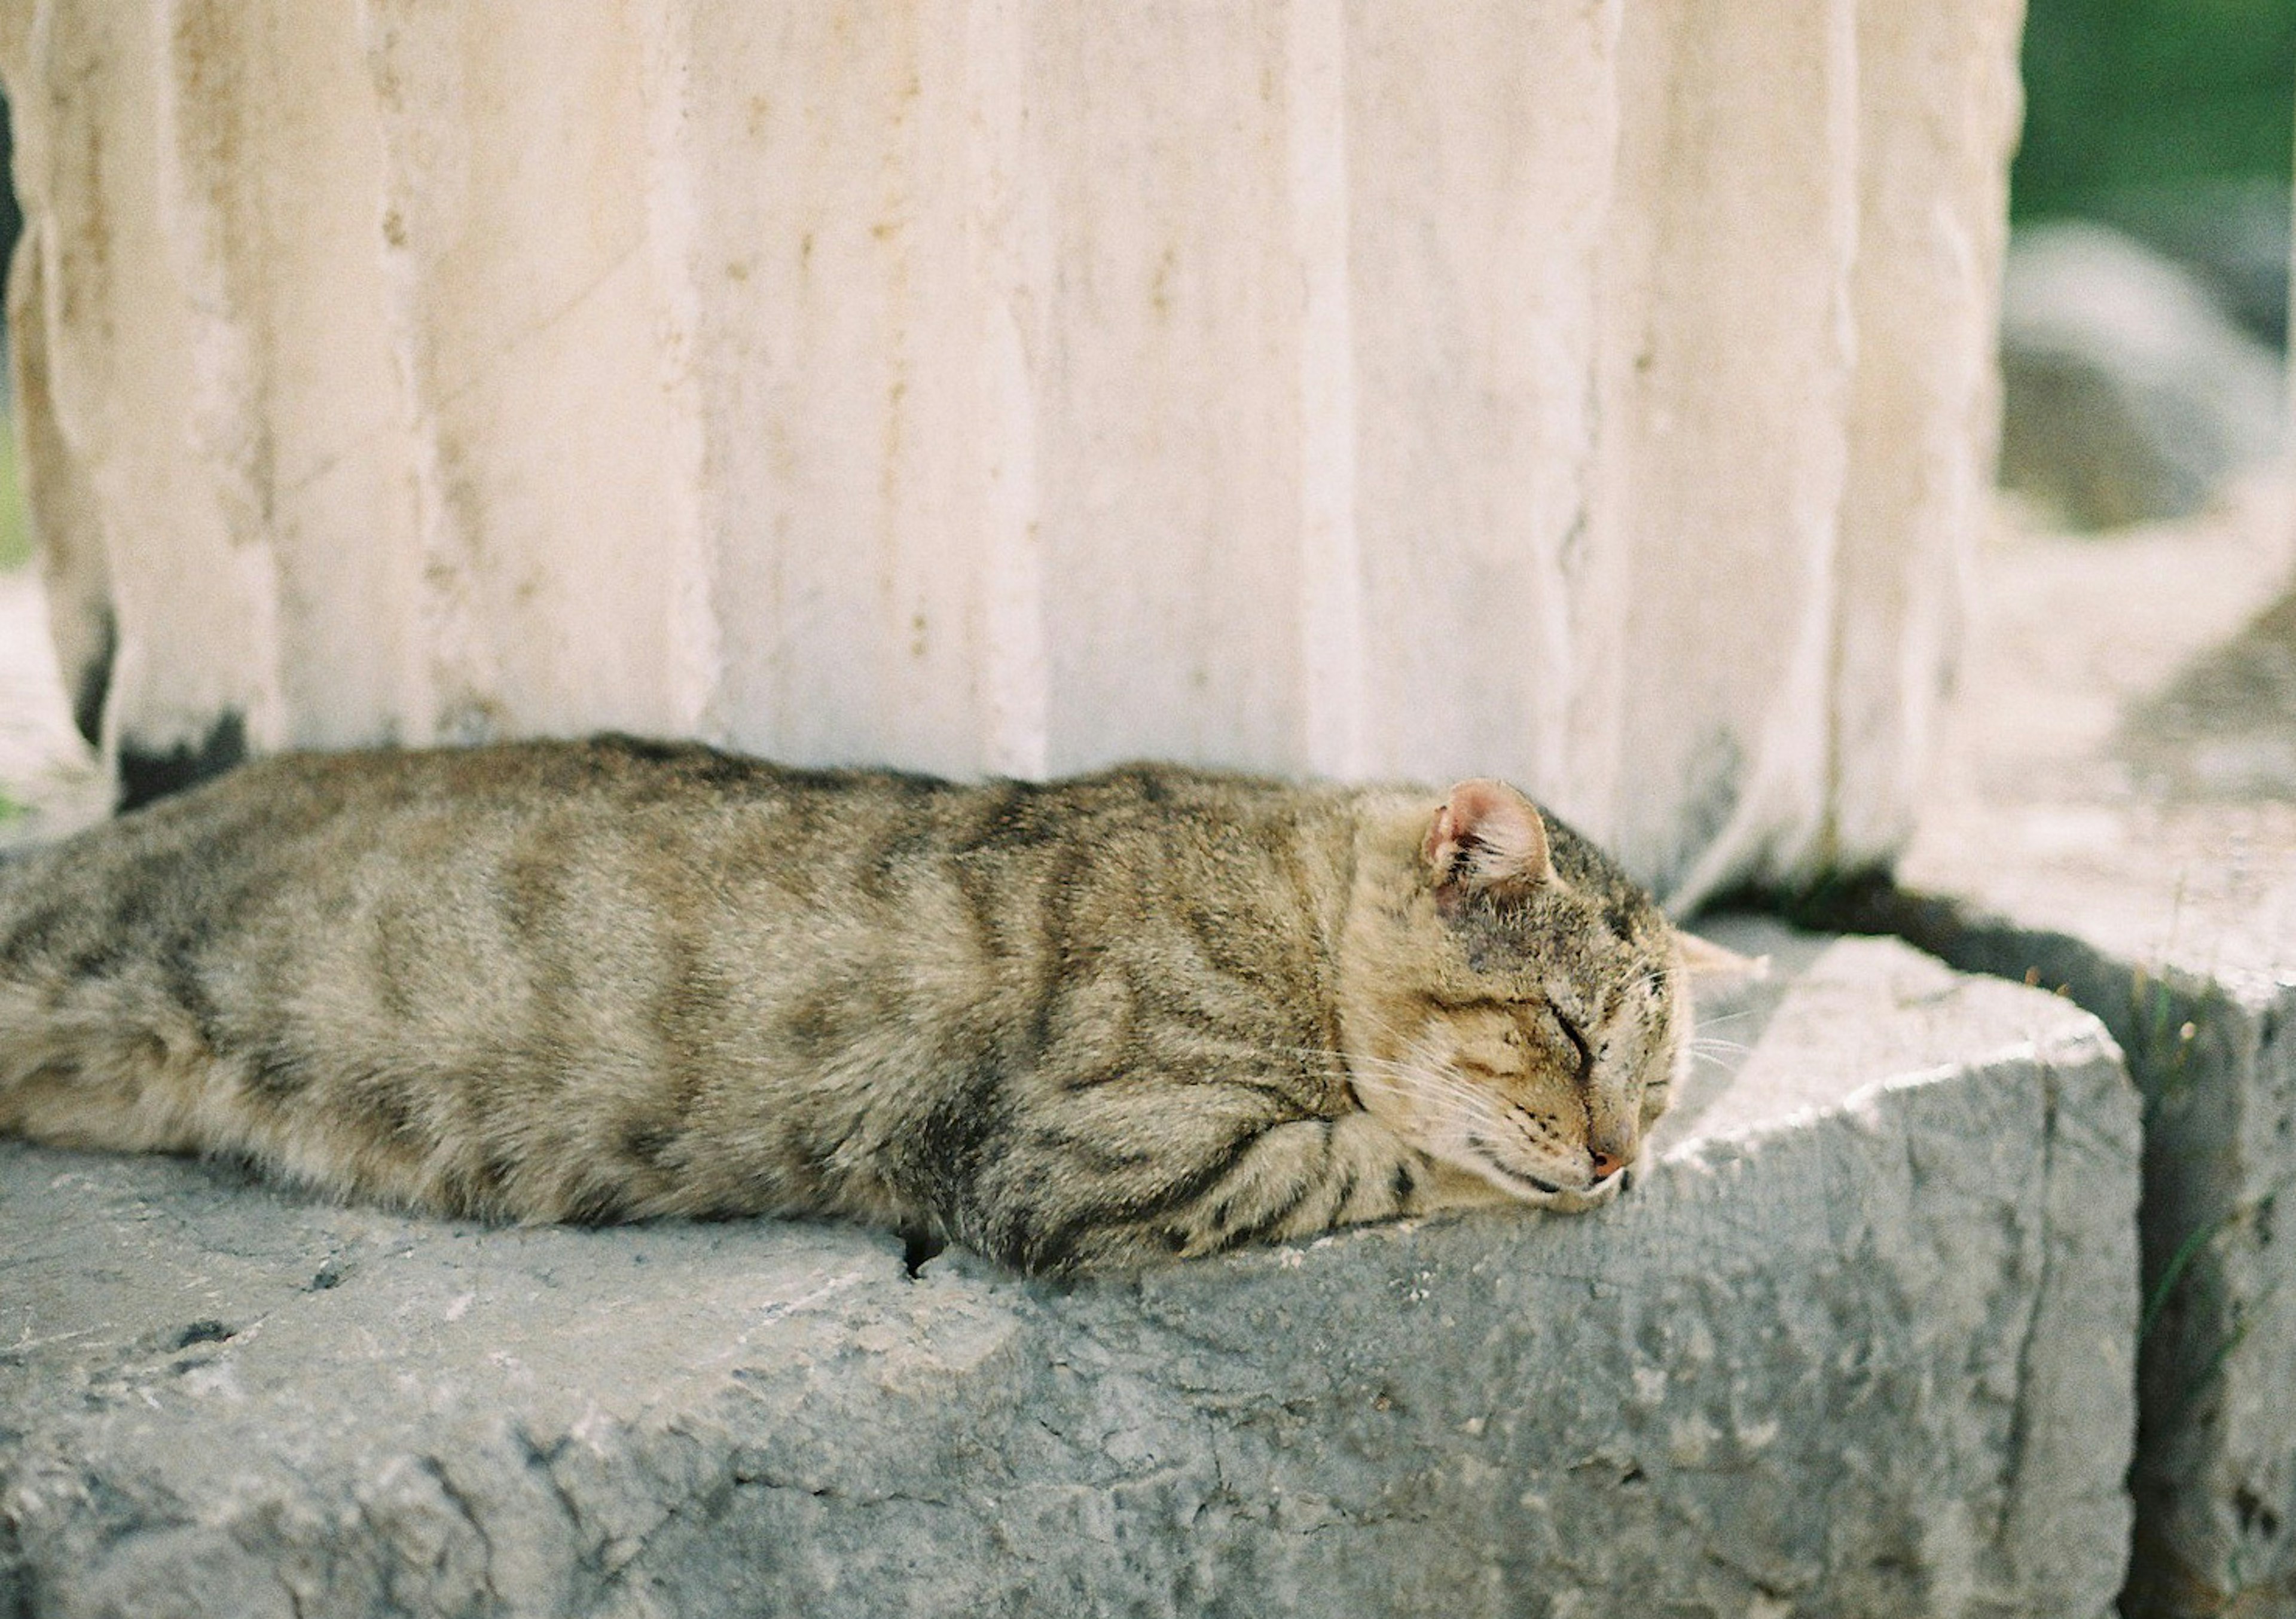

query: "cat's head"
left=1341, top=779, right=1744, bottom=1211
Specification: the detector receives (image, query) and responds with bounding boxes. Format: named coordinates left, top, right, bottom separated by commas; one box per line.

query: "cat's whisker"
left=1309, top=1030, right=1599, bottom=1123
left=1338, top=1035, right=1523, bottom=1120
left=1410, top=1074, right=1503, bottom=1111
left=1265, top=1044, right=1425, bottom=1087
left=1394, top=1073, right=1529, bottom=1129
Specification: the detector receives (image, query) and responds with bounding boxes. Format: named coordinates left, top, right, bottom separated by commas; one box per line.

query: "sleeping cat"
left=0, top=736, right=1727, bottom=1276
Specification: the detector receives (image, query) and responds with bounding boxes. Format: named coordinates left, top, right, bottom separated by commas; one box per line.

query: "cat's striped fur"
left=0, top=736, right=1702, bottom=1275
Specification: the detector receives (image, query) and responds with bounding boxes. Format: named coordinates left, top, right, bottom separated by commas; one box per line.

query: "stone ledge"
left=1804, top=823, right=2296, bottom=1618
left=0, top=926, right=2138, bottom=1618
left=1788, top=494, right=2296, bottom=1618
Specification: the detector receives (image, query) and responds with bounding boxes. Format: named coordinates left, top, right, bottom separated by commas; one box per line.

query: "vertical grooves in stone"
left=2, top=9, right=113, bottom=756
left=1687, top=0, right=1861, bottom=912
left=634, top=0, right=726, bottom=743
left=1537, top=0, right=1628, bottom=808
left=153, top=0, right=285, bottom=753
left=1287, top=0, right=1364, bottom=782
left=38, top=1, right=279, bottom=783
left=5, top=225, right=113, bottom=753
left=7, top=6, right=131, bottom=772
left=1568, top=0, right=1650, bottom=846
left=1594, top=0, right=1863, bottom=910
left=0, top=1, right=2029, bottom=896
left=356, top=0, right=495, bottom=746
left=1715, top=0, right=1863, bottom=906
left=966, top=0, right=1048, bottom=781
left=1824, top=0, right=2024, bottom=869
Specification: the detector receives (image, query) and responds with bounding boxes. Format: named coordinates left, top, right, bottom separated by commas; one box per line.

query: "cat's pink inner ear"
left=1423, top=779, right=1553, bottom=893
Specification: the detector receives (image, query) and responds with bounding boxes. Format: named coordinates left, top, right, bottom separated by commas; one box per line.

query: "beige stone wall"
left=0, top=0, right=2023, bottom=906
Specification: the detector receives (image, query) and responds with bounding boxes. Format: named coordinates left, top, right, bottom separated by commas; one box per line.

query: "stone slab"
left=0, top=926, right=2137, bottom=1618
left=1787, top=490, right=2296, bottom=1617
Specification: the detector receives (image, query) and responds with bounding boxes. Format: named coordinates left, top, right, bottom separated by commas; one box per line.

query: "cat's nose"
left=1589, top=1149, right=1626, bottom=1182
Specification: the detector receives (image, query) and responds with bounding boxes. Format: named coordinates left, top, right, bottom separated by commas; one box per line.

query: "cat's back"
left=0, top=738, right=835, bottom=960
left=0, top=738, right=1357, bottom=1073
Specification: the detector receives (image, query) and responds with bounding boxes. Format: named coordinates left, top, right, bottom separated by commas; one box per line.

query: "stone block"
left=1787, top=497, right=2296, bottom=1617
left=0, top=927, right=2138, bottom=1617
left=1813, top=830, right=2296, bottom=1618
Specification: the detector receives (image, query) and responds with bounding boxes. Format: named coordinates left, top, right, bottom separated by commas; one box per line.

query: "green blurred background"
left=2017, top=0, right=2295, bottom=218
left=2016, top=0, right=2296, bottom=347
left=0, top=420, right=26, bottom=574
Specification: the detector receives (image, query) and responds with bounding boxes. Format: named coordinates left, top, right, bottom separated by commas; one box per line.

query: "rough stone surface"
left=1791, top=487, right=2296, bottom=1617
left=0, top=925, right=2137, bottom=1618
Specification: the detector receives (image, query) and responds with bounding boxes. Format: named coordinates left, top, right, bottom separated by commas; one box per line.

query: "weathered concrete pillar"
left=0, top=0, right=2025, bottom=906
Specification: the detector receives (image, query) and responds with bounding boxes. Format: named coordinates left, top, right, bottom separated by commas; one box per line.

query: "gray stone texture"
left=1792, top=490, right=2296, bottom=1616
left=1, top=927, right=2138, bottom=1618
left=1825, top=870, right=2294, bottom=1619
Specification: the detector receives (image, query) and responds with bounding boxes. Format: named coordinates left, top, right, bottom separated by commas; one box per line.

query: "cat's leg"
left=1064, top=1109, right=1516, bottom=1270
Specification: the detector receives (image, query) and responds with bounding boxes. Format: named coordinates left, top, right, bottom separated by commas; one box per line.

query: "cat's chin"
left=1454, top=1147, right=1622, bottom=1212
left=1537, top=1176, right=1625, bottom=1214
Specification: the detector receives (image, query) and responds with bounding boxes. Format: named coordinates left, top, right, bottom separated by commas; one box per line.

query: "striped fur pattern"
left=0, top=737, right=1693, bottom=1276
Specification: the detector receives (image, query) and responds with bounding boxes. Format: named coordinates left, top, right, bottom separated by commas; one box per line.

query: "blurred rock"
left=1999, top=221, right=2284, bottom=530
left=2090, top=176, right=2292, bottom=352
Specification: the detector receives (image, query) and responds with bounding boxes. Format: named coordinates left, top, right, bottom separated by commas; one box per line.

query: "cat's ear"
left=1423, top=779, right=1552, bottom=905
left=1674, top=929, right=1769, bottom=980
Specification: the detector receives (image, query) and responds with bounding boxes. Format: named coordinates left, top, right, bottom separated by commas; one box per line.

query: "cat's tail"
left=0, top=964, right=217, bottom=1156
left=0, top=833, right=218, bottom=1156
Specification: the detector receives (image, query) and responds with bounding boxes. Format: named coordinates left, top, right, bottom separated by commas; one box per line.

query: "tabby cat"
left=0, top=737, right=1727, bottom=1276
